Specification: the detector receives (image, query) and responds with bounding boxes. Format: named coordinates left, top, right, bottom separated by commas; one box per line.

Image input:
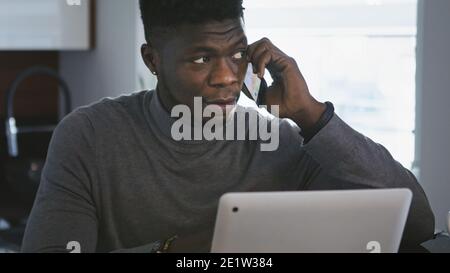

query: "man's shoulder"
left=78, top=90, right=153, bottom=114
left=75, top=90, right=153, bottom=121
left=58, top=90, right=154, bottom=134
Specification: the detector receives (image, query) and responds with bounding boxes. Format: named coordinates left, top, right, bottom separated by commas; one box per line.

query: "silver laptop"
left=211, top=188, right=412, bottom=253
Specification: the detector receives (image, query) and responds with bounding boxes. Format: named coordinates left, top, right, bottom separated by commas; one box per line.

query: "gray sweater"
left=21, top=90, right=434, bottom=253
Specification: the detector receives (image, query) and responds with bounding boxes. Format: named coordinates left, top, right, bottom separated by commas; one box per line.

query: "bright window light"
left=244, top=0, right=418, bottom=169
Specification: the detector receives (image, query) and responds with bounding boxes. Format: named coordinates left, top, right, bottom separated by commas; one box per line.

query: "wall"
left=0, top=52, right=59, bottom=120
left=59, top=0, right=140, bottom=108
left=416, top=0, right=450, bottom=232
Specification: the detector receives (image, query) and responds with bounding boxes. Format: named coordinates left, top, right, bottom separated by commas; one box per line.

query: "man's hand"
left=166, top=228, right=214, bottom=253
left=247, top=38, right=326, bottom=129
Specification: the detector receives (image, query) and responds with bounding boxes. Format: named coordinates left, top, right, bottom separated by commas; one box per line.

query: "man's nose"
left=209, top=58, right=239, bottom=88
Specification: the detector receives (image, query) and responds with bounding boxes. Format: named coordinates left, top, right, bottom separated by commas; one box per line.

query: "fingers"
left=247, top=37, right=282, bottom=79
left=255, top=50, right=272, bottom=79
left=247, top=38, right=270, bottom=74
left=248, top=45, right=269, bottom=78
left=247, top=37, right=271, bottom=59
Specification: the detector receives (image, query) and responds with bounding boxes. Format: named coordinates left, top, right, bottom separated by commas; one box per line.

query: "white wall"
left=59, top=0, right=142, bottom=108
left=0, top=0, right=90, bottom=50
left=416, top=0, right=450, bottom=232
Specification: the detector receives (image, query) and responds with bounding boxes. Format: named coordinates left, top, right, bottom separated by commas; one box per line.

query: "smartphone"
left=242, top=63, right=267, bottom=106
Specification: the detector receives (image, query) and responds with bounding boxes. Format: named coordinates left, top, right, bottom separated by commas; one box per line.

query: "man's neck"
left=156, top=85, right=174, bottom=114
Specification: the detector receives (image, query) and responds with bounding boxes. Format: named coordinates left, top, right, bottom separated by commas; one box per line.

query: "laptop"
left=211, top=188, right=412, bottom=253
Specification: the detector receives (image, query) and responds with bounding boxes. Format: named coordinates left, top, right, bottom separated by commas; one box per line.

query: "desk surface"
left=1, top=226, right=449, bottom=253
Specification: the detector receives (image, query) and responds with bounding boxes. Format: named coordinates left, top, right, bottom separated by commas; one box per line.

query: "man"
left=22, top=0, right=434, bottom=253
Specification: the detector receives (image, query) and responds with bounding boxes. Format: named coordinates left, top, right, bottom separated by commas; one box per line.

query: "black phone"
left=242, top=63, right=268, bottom=106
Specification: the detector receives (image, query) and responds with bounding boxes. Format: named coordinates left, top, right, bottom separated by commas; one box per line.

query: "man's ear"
left=141, top=43, right=160, bottom=75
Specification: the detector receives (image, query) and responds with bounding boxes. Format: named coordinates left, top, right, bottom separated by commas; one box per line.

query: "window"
left=244, top=0, right=418, bottom=169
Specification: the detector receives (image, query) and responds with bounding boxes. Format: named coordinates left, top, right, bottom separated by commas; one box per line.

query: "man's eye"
left=232, top=51, right=245, bottom=60
left=193, top=57, right=210, bottom=64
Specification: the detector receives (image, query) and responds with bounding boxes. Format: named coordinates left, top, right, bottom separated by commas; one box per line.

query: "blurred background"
left=0, top=0, right=449, bottom=252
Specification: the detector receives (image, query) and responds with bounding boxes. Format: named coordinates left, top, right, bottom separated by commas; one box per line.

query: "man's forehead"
left=195, top=19, right=244, bottom=35
left=175, top=19, right=246, bottom=46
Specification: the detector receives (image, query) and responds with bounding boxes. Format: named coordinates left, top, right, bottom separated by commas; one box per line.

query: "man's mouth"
left=205, top=97, right=237, bottom=108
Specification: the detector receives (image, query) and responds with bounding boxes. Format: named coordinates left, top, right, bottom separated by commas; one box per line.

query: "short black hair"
left=139, top=0, right=245, bottom=43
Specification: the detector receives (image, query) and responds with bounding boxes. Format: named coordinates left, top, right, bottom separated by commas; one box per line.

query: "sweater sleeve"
left=21, top=110, right=99, bottom=253
left=20, top=110, right=160, bottom=253
left=293, top=114, right=435, bottom=248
